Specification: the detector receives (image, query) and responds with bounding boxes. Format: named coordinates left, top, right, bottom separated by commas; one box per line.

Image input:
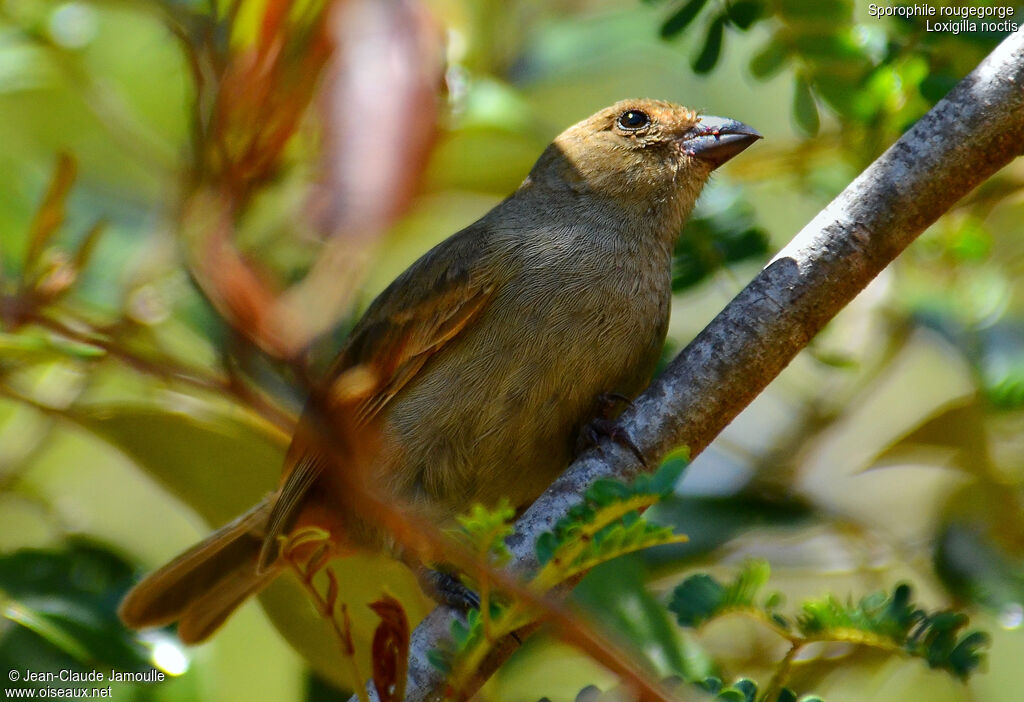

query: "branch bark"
left=359, top=27, right=1024, bottom=702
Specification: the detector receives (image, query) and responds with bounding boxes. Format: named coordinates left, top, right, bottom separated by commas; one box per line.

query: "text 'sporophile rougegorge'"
left=868, top=3, right=1019, bottom=34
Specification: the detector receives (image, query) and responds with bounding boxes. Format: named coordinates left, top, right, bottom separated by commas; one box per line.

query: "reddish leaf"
left=369, top=594, right=410, bottom=702
left=185, top=0, right=445, bottom=356
left=311, top=0, right=444, bottom=240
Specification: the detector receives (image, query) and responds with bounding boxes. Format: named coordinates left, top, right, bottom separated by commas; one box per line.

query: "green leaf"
left=777, top=0, right=850, bottom=21
left=535, top=453, right=689, bottom=574
left=700, top=676, right=723, bottom=693
left=586, top=479, right=632, bottom=505
left=728, top=560, right=770, bottom=606
left=764, top=591, right=785, bottom=610
left=725, top=1, right=763, bottom=29
left=920, top=74, right=959, bottom=104
left=750, top=39, right=789, bottom=78
left=814, top=71, right=872, bottom=120
left=76, top=405, right=285, bottom=525
left=673, top=184, right=770, bottom=291
left=0, top=540, right=153, bottom=672
left=649, top=450, right=688, bottom=495
left=793, top=76, right=820, bottom=136
left=3, top=602, right=95, bottom=664
left=535, top=531, right=558, bottom=566
left=669, top=565, right=988, bottom=682
left=788, top=32, right=863, bottom=61
left=25, top=153, right=77, bottom=274
left=425, top=647, right=451, bottom=674
left=450, top=617, right=470, bottom=647
left=796, top=584, right=988, bottom=679
left=668, top=573, right=726, bottom=627
left=0, top=331, right=106, bottom=361
left=883, top=583, right=916, bottom=630
left=693, top=15, right=726, bottom=73
left=975, top=324, right=1024, bottom=409
left=660, top=0, right=710, bottom=38
left=644, top=495, right=811, bottom=568
left=70, top=219, right=108, bottom=278
left=456, top=500, right=515, bottom=564
left=946, top=630, right=990, bottom=680
left=935, top=520, right=1024, bottom=610
left=731, top=678, right=757, bottom=701
left=575, top=557, right=708, bottom=680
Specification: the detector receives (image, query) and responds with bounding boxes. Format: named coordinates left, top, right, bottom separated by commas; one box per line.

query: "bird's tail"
left=119, top=497, right=278, bottom=644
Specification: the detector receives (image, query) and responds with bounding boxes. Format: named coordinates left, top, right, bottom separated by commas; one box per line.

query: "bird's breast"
left=380, top=232, right=672, bottom=520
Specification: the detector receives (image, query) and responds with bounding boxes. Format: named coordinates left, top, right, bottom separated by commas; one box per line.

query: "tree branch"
left=362, top=27, right=1024, bottom=702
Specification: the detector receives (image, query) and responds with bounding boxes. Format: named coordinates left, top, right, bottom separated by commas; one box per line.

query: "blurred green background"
left=1, top=0, right=1023, bottom=700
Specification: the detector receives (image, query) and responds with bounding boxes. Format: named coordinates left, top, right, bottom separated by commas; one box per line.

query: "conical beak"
left=680, top=116, right=762, bottom=168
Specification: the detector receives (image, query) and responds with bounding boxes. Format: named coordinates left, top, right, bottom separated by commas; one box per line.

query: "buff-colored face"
left=569, top=99, right=702, bottom=157
left=538, top=98, right=760, bottom=213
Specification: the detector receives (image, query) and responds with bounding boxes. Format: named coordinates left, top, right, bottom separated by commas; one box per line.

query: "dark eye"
left=617, top=110, right=650, bottom=131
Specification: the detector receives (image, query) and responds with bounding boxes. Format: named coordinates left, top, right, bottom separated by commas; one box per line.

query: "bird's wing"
left=258, top=228, right=500, bottom=569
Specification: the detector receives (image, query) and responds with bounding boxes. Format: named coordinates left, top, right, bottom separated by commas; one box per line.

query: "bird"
left=118, top=98, right=761, bottom=644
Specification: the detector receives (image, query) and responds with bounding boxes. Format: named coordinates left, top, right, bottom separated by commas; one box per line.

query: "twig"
left=27, top=312, right=295, bottom=437
left=284, top=529, right=370, bottom=702
left=760, top=640, right=801, bottom=702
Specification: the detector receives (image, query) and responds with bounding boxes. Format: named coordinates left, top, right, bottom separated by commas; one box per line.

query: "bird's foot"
left=595, top=391, right=634, bottom=414
left=575, top=393, right=646, bottom=466
left=416, top=568, right=524, bottom=644
left=416, top=566, right=481, bottom=612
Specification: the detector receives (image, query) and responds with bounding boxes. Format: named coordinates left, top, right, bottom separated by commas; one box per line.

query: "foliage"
left=674, top=186, right=769, bottom=292
left=651, top=0, right=1011, bottom=143
left=0, top=540, right=191, bottom=699
left=694, top=676, right=812, bottom=702
left=669, top=560, right=771, bottom=628
left=562, top=678, right=820, bottom=702
left=455, top=499, right=516, bottom=568
left=0, top=540, right=152, bottom=672
left=435, top=456, right=690, bottom=694
left=0, top=1, right=1023, bottom=701
left=534, top=450, right=689, bottom=573
left=668, top=561, right=988, bottom=698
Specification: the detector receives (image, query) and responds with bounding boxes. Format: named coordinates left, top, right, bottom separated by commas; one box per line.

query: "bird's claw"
left=417, top=567, right=481, bottom=612
left=596, top=392, right=634, bottom=414
left=576, top=392, right=646, bottom=466
left=576, top=417, right=647, bottom=467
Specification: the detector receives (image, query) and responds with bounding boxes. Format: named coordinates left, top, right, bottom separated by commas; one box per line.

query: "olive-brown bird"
left=119, top=99, right=760, bottom=643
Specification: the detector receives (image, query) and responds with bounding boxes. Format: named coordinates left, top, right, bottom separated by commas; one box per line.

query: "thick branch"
left=368, top=28, right=1024, bottom=702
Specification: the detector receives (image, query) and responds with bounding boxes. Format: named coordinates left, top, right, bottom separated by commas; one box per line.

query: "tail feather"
left=176, top=565, right=277, bottom=644
left=119, top=497, right=278, bottom=642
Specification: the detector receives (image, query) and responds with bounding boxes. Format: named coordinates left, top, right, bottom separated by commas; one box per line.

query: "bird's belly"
left=379, top=272, right=668, bottom=521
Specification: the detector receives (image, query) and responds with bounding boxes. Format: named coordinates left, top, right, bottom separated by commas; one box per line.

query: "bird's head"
left=526, top=98, right=761, bottom=233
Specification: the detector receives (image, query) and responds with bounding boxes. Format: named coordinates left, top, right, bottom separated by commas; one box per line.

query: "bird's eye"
left=617, top=110, right=651, bottom=131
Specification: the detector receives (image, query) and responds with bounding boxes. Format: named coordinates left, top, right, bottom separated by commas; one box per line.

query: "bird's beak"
left=680, top=116, right=762, bottom=167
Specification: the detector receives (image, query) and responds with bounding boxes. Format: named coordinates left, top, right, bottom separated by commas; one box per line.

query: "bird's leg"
left=396, top=547, right=480, bottom=612
left=414, top=565, right=481, bottom=612
left=575, top=392, right=647, bottom=467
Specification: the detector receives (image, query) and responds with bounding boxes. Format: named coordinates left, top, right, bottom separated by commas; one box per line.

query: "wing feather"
left=259, top=227, right=501, bottom=564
